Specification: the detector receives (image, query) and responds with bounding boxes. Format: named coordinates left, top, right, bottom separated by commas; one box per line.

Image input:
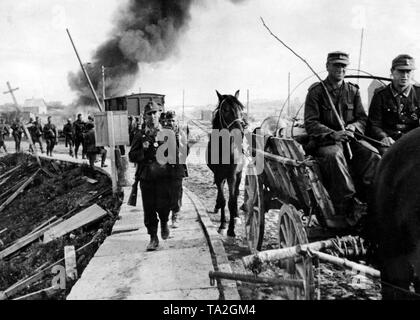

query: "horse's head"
left=213, top=90, right=245, bottom=131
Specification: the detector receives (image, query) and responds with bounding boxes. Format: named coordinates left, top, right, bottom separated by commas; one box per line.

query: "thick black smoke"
left=68, top=0, right=248, bottom=106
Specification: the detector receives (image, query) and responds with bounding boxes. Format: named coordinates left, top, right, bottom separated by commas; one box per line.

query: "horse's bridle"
left=217, top=98, right=244, bottom=130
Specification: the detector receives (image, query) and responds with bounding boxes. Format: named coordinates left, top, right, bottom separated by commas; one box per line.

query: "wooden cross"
left=3, top=81, right=21, bottom=110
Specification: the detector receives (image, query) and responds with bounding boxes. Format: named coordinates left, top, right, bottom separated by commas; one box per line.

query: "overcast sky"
left=1, top=0, right=420, bottom=111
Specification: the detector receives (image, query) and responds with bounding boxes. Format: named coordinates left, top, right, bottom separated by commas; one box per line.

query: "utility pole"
left=102, top=66, right=106, bottom=102
left=182, top=89, right=185, bottom=122
left=3, top=82, right=20, bottom=110
left=247, top=89, right=249, bottom=116
left=288, top=72, right=291, bottom=117
left=357, top=28, right=364, bottom=86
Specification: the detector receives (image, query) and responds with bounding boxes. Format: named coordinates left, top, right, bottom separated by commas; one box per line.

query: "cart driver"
left=304, top=51, right=381, bottom=225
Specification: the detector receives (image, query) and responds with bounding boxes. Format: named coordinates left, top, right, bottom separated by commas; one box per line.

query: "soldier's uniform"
left=43, top=119, right=58, bottom=157
left=129, top=102, right=175, bottom=251
left=63, top=120, right=74, bottom=156
left=29, top=118, right=44, bottom=154
left=367, top=55, right=420, bottom=154
left=11, top=119, right=24, bottom=152
left=73, top=115, right=86, bottom=159
left=0, top=120, right=9, bottom=153
left=304, top=51, right=381, bottom=219
left=84, top=122, right=107, bottom=169
left=163, top=111, right=189, bottom=228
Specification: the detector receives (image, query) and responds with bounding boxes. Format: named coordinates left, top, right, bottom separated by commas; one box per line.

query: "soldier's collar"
left=324, top=77, right=344, bottom=91
left=390, top=84, right=412, bottom=97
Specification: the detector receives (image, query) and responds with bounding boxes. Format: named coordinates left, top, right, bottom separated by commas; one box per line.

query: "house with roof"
left=23, top=98, right=48, bottom=115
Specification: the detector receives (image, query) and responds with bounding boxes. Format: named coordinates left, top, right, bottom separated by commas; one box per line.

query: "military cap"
left=166, top=111, right=176, bottom=120
left=327, top=51, right=350, bottom=65
left=128, top=115, right=133, bottom=120
left=392, top=54, right=416, bottom=70
left=144, top=101, right=162, bottom=114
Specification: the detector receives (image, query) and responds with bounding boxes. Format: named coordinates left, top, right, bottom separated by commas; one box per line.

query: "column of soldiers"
left=129, top=102, right=188, bottom=251
left=304, top=52, right=420, bottom=226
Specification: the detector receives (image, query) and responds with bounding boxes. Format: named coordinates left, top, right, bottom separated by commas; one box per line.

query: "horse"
left=367, top=127, right=420, bottom=299
left=206, top=90, right=246, bottom=237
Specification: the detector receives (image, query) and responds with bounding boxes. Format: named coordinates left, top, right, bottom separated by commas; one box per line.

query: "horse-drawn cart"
left=242, top=131, right=376, bottom=300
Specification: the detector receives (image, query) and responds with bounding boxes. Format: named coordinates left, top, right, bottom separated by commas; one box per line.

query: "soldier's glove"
left=331, top=130, right=353, bottom=142
left=380, top=136, right=395, bottom=147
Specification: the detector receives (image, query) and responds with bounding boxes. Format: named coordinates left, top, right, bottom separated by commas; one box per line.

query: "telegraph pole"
left=3, top=82, right=20, bottom=110
left=288, top=72, right=291, bottom=117
left=357, top=28, right=364, bottom=85
left=102, top=66, right=106, bottom=102
left=247, top=89, right=250, bottom=116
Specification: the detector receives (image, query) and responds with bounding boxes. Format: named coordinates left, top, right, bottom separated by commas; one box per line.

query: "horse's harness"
left=216, top=98, right=245, bottom=130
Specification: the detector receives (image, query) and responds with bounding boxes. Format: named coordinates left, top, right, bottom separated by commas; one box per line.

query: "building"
left=23, top=98, right=48, bottom=115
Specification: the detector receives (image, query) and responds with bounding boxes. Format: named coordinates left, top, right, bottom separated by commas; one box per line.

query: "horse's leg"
left=216, top=180, right=227, bottom=233
left=233, top=171, right=242, bottom=219
left=226, top=174, right=239, bottom=238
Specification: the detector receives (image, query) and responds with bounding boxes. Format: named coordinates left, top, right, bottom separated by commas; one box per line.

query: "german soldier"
left=63, top=118, right=75, bottom=157
left=304, top=51, right=380, bottom=224
left=43, top=116, right=58, bottom=157
left=129, top=101, right=173, bottom=251
left=29, top=116, right=44, bottom=154
left=367, top=54, right=420, bottom=155
left=0, top=118, right=9, bottom=153
left=11, top=117, right=24, bottom=153
left=163, top=111, right=189, bottom=228
left=73, top=113, right=86, bottom=159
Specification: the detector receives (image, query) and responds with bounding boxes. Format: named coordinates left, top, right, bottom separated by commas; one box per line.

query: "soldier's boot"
left=171, top=211, right=179, bottom=229
left=146, top=234, right=159, bottom=251
left=161, top=222, right=170, bottom=240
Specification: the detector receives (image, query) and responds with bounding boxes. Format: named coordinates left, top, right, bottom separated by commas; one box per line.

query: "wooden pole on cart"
left=242, top=235, right=359, bottom=268
left=260, top=18, right=353, bottom=159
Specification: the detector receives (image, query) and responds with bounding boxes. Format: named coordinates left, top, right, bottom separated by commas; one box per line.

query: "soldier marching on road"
left=63, top=118, right=75, bottom=157
left=73, top=113, right=86, bottom=159
left=162, top=111, right=189, bottom=229
left=0, top=118, right=10, bottom=154
left=11, top=118, right=24, bottom=153
left=43, top=116, right=58, bottom=157
left=129, top=101, right=180, bottom=251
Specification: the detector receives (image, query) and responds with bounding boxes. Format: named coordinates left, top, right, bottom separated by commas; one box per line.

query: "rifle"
left=127, top=177, right=139, bottom=206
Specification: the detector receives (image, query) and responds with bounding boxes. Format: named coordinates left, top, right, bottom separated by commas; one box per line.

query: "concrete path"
left=42, top=151, right=241, bottom=300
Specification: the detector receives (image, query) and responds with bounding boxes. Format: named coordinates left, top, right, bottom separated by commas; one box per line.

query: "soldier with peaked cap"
left=129, top=101, right=174, bottom=251
left=162, top=111, right=189, bottom=229
left=367, top=54, right=420, bottom=155
left=304, top=51, right=381, bottom=225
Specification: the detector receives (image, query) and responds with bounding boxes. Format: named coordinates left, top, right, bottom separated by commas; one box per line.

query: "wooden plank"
left=0, top=228, right=7, bottom=235
left=0, top=169, right=40, bottom=214
left=13, top=286, right=58, bottom=300
left=28, top=216, right=58, bottom=235
left=82, top=176, right=98, bottom=184
left=41, top=167, right=56, bottom=178
left=0, top=165, right=22, bottom=181
left=64, top=246, right=78, bottom=280
left=43, top=204, right=107, bottom=243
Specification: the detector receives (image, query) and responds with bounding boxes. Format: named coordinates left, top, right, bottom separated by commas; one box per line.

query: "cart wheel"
left=244, top=165, right=265, bottom=253
left=278, top=204, right=315, bottom=300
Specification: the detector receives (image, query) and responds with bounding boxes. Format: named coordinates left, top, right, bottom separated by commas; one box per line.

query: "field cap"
left=392, top=54, right=416, bottom=70
left=144, top=101, right=162, bottom=114
left=327, top=51, right=350, bottom=65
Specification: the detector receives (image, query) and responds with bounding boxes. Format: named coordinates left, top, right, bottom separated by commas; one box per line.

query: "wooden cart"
left=243, top=131, right=368, bottom=300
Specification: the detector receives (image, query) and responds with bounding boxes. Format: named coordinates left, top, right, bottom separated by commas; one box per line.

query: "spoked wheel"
left=278, top=204, right=315, bottom=300
left=244, top=164, right=265, bottom=253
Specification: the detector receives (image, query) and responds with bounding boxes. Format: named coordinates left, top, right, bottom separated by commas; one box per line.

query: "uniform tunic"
left=367, top=84, right=420, bottom=153
left=304, top=78, right=381, bottom=215
left=129, top=124, right=179, bottom=235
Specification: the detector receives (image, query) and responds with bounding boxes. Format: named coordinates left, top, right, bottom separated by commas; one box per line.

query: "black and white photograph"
left=0, top=0, right=420, bottom=307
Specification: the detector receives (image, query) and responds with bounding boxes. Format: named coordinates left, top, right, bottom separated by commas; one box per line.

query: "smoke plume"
left=68, top=0, right=248, bottom=106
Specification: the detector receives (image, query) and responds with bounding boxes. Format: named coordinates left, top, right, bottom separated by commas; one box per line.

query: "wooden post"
left=64, top=246, right=78, bottom=281
left=107, top=111, right=118, bottom=194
